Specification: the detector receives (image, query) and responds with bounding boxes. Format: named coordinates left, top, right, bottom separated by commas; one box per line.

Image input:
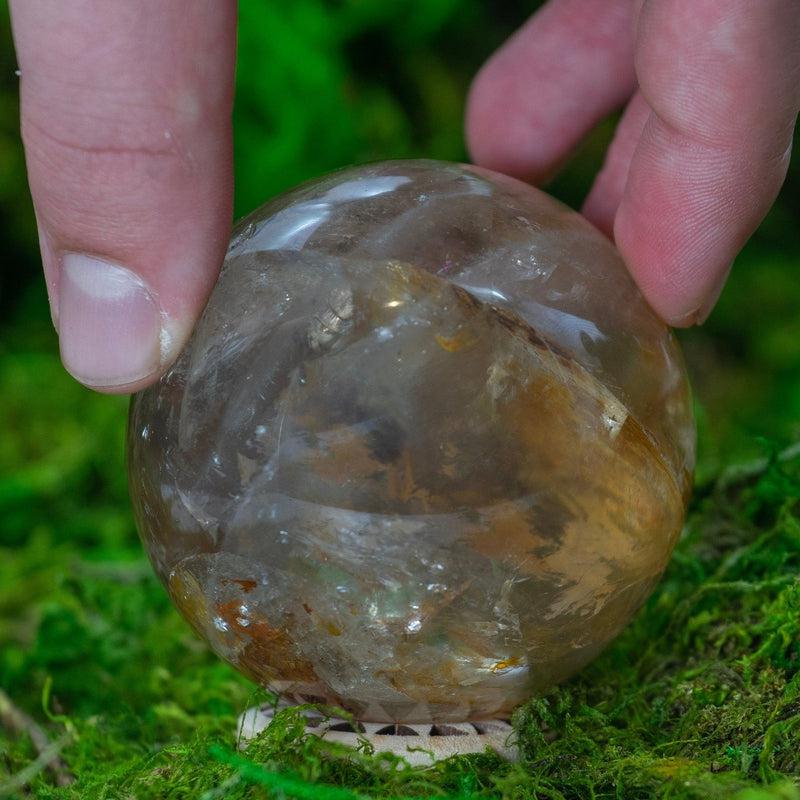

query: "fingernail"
left=665, top=304, right=703, bottom=327
left=664, top=263, right=732, bottom=327
left=695, top=268, right=731, bottom=325
left=58, top=254, right=163, bottom=388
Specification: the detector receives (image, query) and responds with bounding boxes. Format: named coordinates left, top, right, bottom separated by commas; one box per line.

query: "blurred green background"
left=0, top=0, right=798, bottom=795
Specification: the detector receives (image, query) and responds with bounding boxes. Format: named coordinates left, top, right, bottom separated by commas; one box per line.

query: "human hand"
left=467, top=0, right=800, bottom=326
left=9, top=1, right=236, bottom=392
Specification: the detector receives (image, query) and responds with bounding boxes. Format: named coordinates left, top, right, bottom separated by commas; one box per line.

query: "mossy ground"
left=1, top=1, right=799, bottom=797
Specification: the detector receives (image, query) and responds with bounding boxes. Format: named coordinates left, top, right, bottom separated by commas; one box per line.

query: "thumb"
left=10, top=0, right=236, bottom=392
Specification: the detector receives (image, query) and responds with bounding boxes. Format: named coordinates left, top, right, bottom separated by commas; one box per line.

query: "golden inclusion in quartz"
left=127, top=160, right=695, bottom=723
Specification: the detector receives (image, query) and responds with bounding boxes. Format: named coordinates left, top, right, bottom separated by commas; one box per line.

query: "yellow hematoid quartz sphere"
left=128, top=161, right=695, bottom=724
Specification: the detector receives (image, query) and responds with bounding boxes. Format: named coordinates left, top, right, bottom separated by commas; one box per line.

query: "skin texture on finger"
left=466, top=0, right=637, bottom=183
left=582, top=90, right=651, bottom=237
left=615, top=0, right=800, bottom=325
left=10, top=0, right=237, bottom=392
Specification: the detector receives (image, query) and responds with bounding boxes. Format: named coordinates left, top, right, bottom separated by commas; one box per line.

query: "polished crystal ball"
left=128, top=160, right=694, bottom=723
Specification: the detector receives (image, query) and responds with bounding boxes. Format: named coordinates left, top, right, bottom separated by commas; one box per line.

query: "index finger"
left=9, top=1, right=236, bottom=391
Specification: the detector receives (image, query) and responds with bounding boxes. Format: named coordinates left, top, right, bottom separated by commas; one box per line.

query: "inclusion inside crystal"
left=128, top=160, right=694, bottom=722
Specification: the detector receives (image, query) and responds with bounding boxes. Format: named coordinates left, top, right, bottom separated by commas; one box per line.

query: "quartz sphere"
left=128, top=160, right=694, bottom=723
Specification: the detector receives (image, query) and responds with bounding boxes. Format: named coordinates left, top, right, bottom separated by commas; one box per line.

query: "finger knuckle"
left=20, top=85, right=199, bottom=184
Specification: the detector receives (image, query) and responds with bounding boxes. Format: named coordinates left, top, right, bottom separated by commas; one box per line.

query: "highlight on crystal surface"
left=127, top=160, right=695, bottom=723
